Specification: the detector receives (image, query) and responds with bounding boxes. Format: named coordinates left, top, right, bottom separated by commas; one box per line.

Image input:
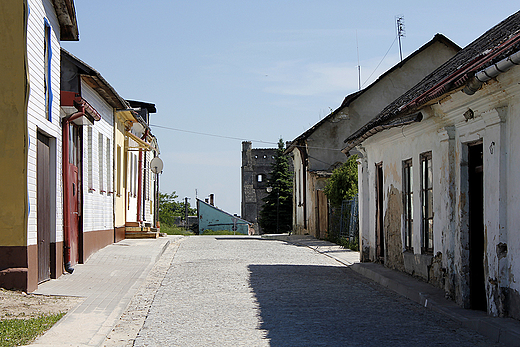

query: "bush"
left=324, top=155, right=358, bottom=208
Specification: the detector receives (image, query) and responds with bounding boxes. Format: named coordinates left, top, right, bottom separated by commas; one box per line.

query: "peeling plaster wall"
left=357, top=64, right=520, bottom=320
left=384, top=184, right=404, bottom=271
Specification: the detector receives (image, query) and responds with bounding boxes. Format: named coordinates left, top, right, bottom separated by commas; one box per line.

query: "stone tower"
left=241, top=141, right=277, bottom=234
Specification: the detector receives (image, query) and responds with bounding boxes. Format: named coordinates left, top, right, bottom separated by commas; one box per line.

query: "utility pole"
left=396, top=15, right=405, bottom=62
left=356, top=30, right=361, bottom=91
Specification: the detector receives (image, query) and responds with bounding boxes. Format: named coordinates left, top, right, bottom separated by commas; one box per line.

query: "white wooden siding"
left=26, top=0, right=63, bottom=246
left=80, top=82, right=114, bottom=232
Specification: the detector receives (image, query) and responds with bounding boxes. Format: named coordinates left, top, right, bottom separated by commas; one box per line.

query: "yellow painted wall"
left=114, top=115, right=127, bottom=228
left=0, top=1, right=29, bottom=246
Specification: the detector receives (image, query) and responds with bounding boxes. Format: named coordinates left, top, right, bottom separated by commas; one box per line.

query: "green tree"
left=159, top=191, right=197, bottom=226
left=324, top=155, right=358, bottom=207
left=259, top=139, right=293, bottom=233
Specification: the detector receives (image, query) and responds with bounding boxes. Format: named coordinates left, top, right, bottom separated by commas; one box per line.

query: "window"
left=403, top=159, right=413, bottom=251
left=87, top=127, right=93, bottom=190
left=106, top=138, right=111, bottom=193
left=116, top=145, right=122, bottom=195
left=421, top=152, right=433, bottom=253
left=257, top=174, right=263, bottom=182
left=128, top=153, right=134, bottom=195
left=99, top=133, right=104, bottom=193
left=44, top=19, right=52, bottom=121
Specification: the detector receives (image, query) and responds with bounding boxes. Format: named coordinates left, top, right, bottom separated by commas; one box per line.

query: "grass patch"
left=0, top=313, right=65, bottom=347
left=160, top=224, right=194, bottom=236
left=201, top=229, right=246, bottom=236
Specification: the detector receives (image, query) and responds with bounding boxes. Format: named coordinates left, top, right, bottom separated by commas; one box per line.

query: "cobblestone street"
left=132, top=236, right=499, bottom=347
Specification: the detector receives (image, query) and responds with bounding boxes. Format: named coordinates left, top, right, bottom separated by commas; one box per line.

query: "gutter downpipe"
left=464, top=50, right=520, bottom=95
left=62, top=104, right=85, bottom=274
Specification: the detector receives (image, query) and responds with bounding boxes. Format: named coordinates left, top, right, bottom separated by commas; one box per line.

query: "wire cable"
left=149, top=123, right=344, bottom=152
left=362, top=36, right=398, bottom=88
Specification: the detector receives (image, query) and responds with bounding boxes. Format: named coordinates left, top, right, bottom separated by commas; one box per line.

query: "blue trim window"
left=44, top=18, right=52, bottom=122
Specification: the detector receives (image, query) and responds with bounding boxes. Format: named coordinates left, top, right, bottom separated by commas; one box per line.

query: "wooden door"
left=316, top=190, right=328, bottom=239
left=375, top=163, right=385, bottom=261
left=37, top=132, right=51, bottom=282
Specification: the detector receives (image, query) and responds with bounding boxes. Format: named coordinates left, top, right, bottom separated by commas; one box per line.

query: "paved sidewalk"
left=27, top=236, right=183, bottom=347
left=265, top=234, right=520, bottom=347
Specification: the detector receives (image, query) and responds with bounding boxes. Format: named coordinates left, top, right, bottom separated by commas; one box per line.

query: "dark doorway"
left=468, top=142, right=486, bottom=311
left=375, top=163, right=384, bottom=261
left=37, top=132, right=51, bottom=283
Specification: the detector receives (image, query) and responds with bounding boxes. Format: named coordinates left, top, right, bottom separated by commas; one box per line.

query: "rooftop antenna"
left=396, top=15, right=405, bottom=62
left=356, top=30, right=361, bottom=90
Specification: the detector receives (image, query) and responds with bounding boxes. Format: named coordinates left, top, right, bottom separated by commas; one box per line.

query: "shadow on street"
left=248, top=264, right=496, bottom=347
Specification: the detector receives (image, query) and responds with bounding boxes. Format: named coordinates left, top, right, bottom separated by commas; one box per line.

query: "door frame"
left=37, top=132, right=51, bottom=283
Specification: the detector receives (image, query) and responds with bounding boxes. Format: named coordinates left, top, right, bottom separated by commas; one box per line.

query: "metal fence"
left=328, top=195, right=359, bottom=242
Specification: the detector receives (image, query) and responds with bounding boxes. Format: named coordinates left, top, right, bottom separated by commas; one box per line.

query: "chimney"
left=209, top=194, right=214, bottom=206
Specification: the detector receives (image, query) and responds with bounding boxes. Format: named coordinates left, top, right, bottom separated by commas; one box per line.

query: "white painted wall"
left=26, top=0, right=63, bottom=246
left=357, top=64, right=520, bottom=315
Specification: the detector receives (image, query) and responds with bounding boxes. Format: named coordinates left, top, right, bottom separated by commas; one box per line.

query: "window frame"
left=44, top=19, right=52, bottom=122
left=402, top=159, right=413, bottom=252
left=420, top=152, right=433, bottom=254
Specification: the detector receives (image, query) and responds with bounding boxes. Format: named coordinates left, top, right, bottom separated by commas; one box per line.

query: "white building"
left=286, top=34, right=460, bottom=238
left=343, top=11, right=520, bottom=319
left=60, top=50, right=127, bottom=265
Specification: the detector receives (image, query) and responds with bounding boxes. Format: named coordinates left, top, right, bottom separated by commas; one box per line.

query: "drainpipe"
left=62, top=104, right=85, bottom=274
left=464, top=50, right=520, bottom=95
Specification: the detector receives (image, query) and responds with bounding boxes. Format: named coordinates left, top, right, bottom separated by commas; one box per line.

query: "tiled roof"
left=344, top=10, right=520, bottom=150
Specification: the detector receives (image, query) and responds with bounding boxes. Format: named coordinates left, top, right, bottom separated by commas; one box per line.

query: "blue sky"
left=63, top=1, right=519, bottom=215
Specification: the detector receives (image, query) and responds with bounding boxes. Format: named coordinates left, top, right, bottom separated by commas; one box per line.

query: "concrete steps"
left=125, top=223, right=159, bottom=239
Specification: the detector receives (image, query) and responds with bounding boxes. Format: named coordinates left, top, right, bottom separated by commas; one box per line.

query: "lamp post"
left=266, top=186, right=279, bottom=233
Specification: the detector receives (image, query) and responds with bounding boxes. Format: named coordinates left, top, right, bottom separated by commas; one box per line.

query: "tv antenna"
left=396, top=15, right=405, bottom=61
left=356, top=30, right=361, bottom=90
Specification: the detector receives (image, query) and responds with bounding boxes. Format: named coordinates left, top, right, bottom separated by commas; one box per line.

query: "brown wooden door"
left=37, top=132, right=51, bottom=283
left=375, top=163, right=384, bottom=261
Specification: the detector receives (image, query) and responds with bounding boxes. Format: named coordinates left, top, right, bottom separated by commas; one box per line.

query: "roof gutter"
left=463, top=49, right=520, bottom=95
left=342, top=112, right=423, bottom=154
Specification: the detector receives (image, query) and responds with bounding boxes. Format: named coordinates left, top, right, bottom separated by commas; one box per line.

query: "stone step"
left=126, top=226, right=151, bottom=232
left=125, top=231, right=159, bottom=239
